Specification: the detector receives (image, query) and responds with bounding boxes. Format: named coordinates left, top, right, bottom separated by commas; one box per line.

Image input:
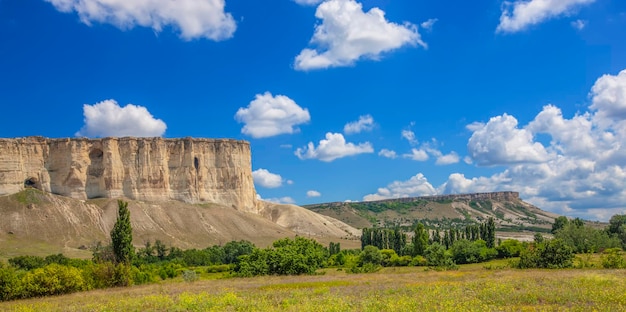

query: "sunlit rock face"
left=0, top=137, right=257, bottom=212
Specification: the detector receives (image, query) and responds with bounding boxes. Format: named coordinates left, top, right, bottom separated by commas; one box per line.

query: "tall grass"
left=2, top=262, right=625, bottom=311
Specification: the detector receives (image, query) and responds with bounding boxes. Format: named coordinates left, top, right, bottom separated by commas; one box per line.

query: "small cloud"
left=235, top=92, right=310, bottom=138
left=436, top=152, right=460, bottom=165
left=420, top=18, right=438, bottom=31
left=264, top=196, right=296, bottom=204
left=378, top=149, right=398, bottom=159
left=344, top=114, right=375, bottom=134
left=571, top=19, right=586, bottom=30
left=287, top=180, right=294, bottom=185
left=363, top=173, right=437, bottom=201
left=463, top=156, right=473, bottom=165
left=295, top=132, right=374, bottom=162
left=292, top=0, right=323, bottom=5
left=497, top=0, right=597, bottom=33
left=252, top=169, right=284, bottom=188
left=76, top=99, right=166, bottom=138
left=402, top=148, right=429, bottom=161
left=280, top=144, right=293, bottom=149
left=307, top=190, right=321, bottom=197
left=401, top=129, right=418, bottom=145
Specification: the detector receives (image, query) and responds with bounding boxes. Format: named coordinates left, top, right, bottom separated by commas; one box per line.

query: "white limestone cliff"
left=0, top=137, right=257, bottom=213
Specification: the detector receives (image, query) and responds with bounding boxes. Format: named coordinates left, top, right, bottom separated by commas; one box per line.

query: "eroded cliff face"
left=0, top=137, right=257, bottom=212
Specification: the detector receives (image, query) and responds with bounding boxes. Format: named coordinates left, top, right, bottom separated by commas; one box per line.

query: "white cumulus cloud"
left=76, top=99, right=166, bottom=137
left=378, top=149, right=397, bottom=159
left=252, top=169, right=284, bottom=188
left=436, top=152, right=460, bottom=165
left=307, top=190, right=322, bottom=197
left=401, top=129, right=418, bottom=145
left=344, top=114, right=374, bottom=134
left=235, top=92, right=311, bottom=138
left=590, top=69, right=626, bottom=122
left=467, top=113, right=550, bottom=166
left=402, top=148, right=429, bottom=161
left=295, top=132, right=374, bottom=162
left=44, top=0, right=236, bottom=41
left=363, top=173, right=437, bottom=201
left=497, top=0, right=596, bottom=33
left=294, top=0, right=424, bottom=70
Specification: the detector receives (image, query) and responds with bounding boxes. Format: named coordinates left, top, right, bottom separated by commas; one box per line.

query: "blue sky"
left=1, top=0, right=626, bottom=220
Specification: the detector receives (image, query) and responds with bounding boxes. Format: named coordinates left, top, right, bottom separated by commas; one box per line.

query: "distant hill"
left=303, top=192, right=560, bottom=239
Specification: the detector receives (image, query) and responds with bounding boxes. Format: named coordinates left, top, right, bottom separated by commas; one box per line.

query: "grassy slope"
left=0, top=190, right=360, bottom=260
left=2, top=259, right=625, bottom=311
left=304, top=196, right=560, bottom=234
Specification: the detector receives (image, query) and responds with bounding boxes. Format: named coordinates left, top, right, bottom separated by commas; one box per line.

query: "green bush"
left=496, top=239, right=524, bottom=258
left=410, top=255, right=427, bottom=267
left=424, top=243, right=457, bottom=270
left=601, top=248, right=626, bottom=269
left=518, top=239, right=574, bottom=269
left=182, top=270, right=199, bottom=282
left=0, top=264, right=21, bottom=301
left=8, top=255, right=46, bottom=271
left=206, top=264, right=231, bottom=273
left=21, top=264, right=87, bottom=298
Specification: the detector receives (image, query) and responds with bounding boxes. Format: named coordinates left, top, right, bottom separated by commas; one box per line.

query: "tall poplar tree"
left=111, top=200, right=134, bottom=264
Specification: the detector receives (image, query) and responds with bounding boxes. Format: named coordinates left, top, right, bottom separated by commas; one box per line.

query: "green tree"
left=485, top=217, right=496, bottom=248
left=555, top=222, right=621, bottom=253
left=412, top=222, right=429, bottom=256
left=111, top=200, right=134, bottom=264
left=607, top=214, right=626, bottom=249
left=551, top=216, right=569, bottom=234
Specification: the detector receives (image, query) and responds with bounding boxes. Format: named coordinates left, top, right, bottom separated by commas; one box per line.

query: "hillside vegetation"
left=304, top=192, right=560, bottom=235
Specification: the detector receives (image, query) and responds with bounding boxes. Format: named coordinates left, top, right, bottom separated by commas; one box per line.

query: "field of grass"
left=2, top=259, right=625, bottom=311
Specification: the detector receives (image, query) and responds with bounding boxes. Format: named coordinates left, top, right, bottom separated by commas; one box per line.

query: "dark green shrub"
left=206, top=264, right=231, bottom=273
left=496, top=239, right=524, bottom=258
left=601, top=248, right=626, bottom=269
left=424, top=243, right=457, bottom=270
left=518, top=239, right=574, bottom=269
left=8, top=255, right=46, bottom=271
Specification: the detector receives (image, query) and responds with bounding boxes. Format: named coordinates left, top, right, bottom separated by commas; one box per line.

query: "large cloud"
left=45, top=0, right=236, bottom=41
left=235, top=92, right=311, bottom=138
left=295, top=132, right=373, bottom=162
left=590, top=69, right=626, bottom=123
left=467, top=113, right=550, bottom=166
left=76, top=99, right=166, bottom=137
left=497, top=0, right=596, bottom=33
left=252, top=169, right=284, bottom=188
left=294, top=0, right=424, bottom=70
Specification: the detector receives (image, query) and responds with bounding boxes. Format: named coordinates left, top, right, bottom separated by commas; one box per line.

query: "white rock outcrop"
left=0, top=137, right=257, bottom=212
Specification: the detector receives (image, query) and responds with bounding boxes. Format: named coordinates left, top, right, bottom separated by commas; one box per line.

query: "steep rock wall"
left=0, top=137, right=257, bottom=212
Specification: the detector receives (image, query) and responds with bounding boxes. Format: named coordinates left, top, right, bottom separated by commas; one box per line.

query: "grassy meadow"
left=1, top=259, right=625, bottom=312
